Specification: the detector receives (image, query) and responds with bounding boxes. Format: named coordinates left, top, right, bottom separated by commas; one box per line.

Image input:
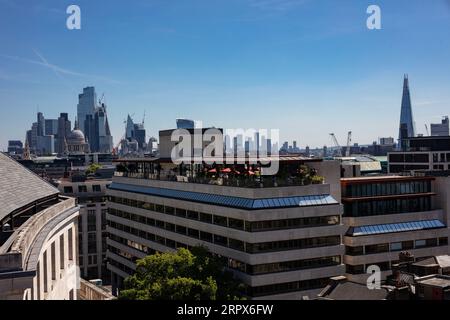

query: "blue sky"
left=1, top=0, right=450, bottom=150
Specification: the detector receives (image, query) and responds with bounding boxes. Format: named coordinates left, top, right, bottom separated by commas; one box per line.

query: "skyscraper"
left=176, top=118, right=195, bottom=129
left=57, top=113, right=72, bottom=155
left=77, top=86, right=97, bottom=134
left=398, top=75, right=416, bottom=149
left=37, top=112, right=45, bottom=137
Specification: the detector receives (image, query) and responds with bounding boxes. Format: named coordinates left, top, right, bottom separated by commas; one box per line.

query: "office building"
left=58, top=176, right=110, bottom=282
left=77, top=87, right=97, bottom=135
left=45, top=119, right=59, bottom=136
left=7, top=140, right=23, bottom=155
left=106, top=128, right=344, bottom=299
left=341, top=175, right=450, bottom=283
left=37, top=112, right=45, bottom=137
left=0, top=153, right=80, bottom=300
left=176, top=118, right=195, bottom=129
left=431, top=117, right=449, bottom=137
left=56, top=113, right=72, bottom=155
left=388, top=136, right=450, bottom=173
left=36, top=135, right=55, bottom=155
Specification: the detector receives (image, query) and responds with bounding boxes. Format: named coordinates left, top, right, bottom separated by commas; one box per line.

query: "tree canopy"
left=119, top=246, right=246, bottom=300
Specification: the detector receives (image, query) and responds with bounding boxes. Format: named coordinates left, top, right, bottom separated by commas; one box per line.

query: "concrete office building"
left=341, top=175, right=450, bottom=283
left=388, top=136, right=450, bottom=173
left=431, top=117, right=450, bottom=137
left=58, top=177, right=110, bottom=282
left=0, top=153, right=80, bottom=300
left=106, top=130, right=345, bottom=299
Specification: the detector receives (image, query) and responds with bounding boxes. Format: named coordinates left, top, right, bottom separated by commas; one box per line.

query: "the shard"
left=398, top=74, right=416, bottom=149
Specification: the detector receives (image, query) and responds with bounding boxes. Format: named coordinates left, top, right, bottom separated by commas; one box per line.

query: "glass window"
left=390, top=242, right=402, bottom=251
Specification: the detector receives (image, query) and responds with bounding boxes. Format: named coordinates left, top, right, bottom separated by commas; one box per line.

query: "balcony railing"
left=114, top=171, right=325, bottom=188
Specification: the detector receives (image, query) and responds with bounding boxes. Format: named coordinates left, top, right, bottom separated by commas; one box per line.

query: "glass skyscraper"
left=398, top=75, right=416, bottom=150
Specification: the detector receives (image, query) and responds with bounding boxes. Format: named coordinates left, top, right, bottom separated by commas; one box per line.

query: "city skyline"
left=1, top=0, right=450, bottom=150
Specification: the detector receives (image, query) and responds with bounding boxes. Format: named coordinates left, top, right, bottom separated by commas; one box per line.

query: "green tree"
left=119, top=246, right=245, bottom=300
left=86, top=163, right=102, bottom=175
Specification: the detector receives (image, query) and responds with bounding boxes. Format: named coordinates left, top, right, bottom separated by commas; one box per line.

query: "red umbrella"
left=208, top=168, right=217, bottom=173
left=221, top=168, right=232, bottom=173
left=247, top=170, right=255, bottom=175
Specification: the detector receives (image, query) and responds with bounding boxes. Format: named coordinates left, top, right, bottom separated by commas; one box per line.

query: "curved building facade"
left=0, top=153, right=80, bottom=300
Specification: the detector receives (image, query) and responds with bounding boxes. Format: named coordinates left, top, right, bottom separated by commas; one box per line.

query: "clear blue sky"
left=1, top=0, right=450, bottom=150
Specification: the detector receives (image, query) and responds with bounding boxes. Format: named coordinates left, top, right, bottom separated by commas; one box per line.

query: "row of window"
left=107, top=209, right=341, bottom=254
left=345, top=237, right=448, bottom=256
left=342, top=180, right=431, bottom=198
left=108, top=232, right=340, bottom=277
left=343, top=197, right=431, bottom=217
left=63, top=184, right=103, bottom=194
left=109, top=196, right=340, bottom=232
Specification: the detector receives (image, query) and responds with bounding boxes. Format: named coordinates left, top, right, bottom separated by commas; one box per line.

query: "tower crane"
left=329, top=133, right=342, bottom=157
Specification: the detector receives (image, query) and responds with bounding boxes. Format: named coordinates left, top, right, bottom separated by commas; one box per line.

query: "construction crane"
left=329, top=133, right=342, bottom=157
left=99, top=93, right=105, bottom=106
left=346, top=131, right=352, bottom=157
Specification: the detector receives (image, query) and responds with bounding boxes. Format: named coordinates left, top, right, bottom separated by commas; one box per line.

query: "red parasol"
left=208, top=168, right=217, bottom=173
left=221, top=168, right=232, bottom=173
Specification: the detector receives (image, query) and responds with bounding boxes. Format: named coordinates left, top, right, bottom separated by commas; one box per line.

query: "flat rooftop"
left=416, top=276, right=450, bottom=288
left=341, top=175, right=434, bottom=183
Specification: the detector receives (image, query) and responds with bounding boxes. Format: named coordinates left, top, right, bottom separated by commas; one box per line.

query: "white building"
left=0, top=153, right=80, bottom=300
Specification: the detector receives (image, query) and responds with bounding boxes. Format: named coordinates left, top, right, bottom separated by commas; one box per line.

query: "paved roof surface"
left=0, top=153, right=59, bottom=221
left=325, top=282, right=391, bottom=300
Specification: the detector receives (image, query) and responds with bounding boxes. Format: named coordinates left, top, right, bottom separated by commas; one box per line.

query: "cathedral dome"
left=68, top=129, right=85, bottom=144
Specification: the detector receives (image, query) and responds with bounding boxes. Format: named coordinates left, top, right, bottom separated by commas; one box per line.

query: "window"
left=78, top=185, right=88, bottom=193
left=390, top=242, right=402, bottom=251
left=43, top=250, right=48, bottom=292
left=346, top=246, right=363, bottom=256
left=200, top=231, right=213, bottom=242
left=187, top=210, right=199, bottom=220
left=68, top=228, right=73, bottom=260
left=60, top=234, right=65, bottom=269
left=51, top=242, right=56, bottom=280
left=63, top=186, right=73, bottom=193
left=200, top=213, right=212, bottom=223
left=229, top=218, right=244, bottom=230
left=87, top=210, right=96, bottom=232
left=175, top=208, right=186, bottom=218
left=213, top=215, right=227, bottom=227
left=165, top=206, right=175, bottom=215
left=92, top=185, right=101, bottom=192
left=88, top=233, right=97, bottom=254
left=415, top=239, right=426, bottom=248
